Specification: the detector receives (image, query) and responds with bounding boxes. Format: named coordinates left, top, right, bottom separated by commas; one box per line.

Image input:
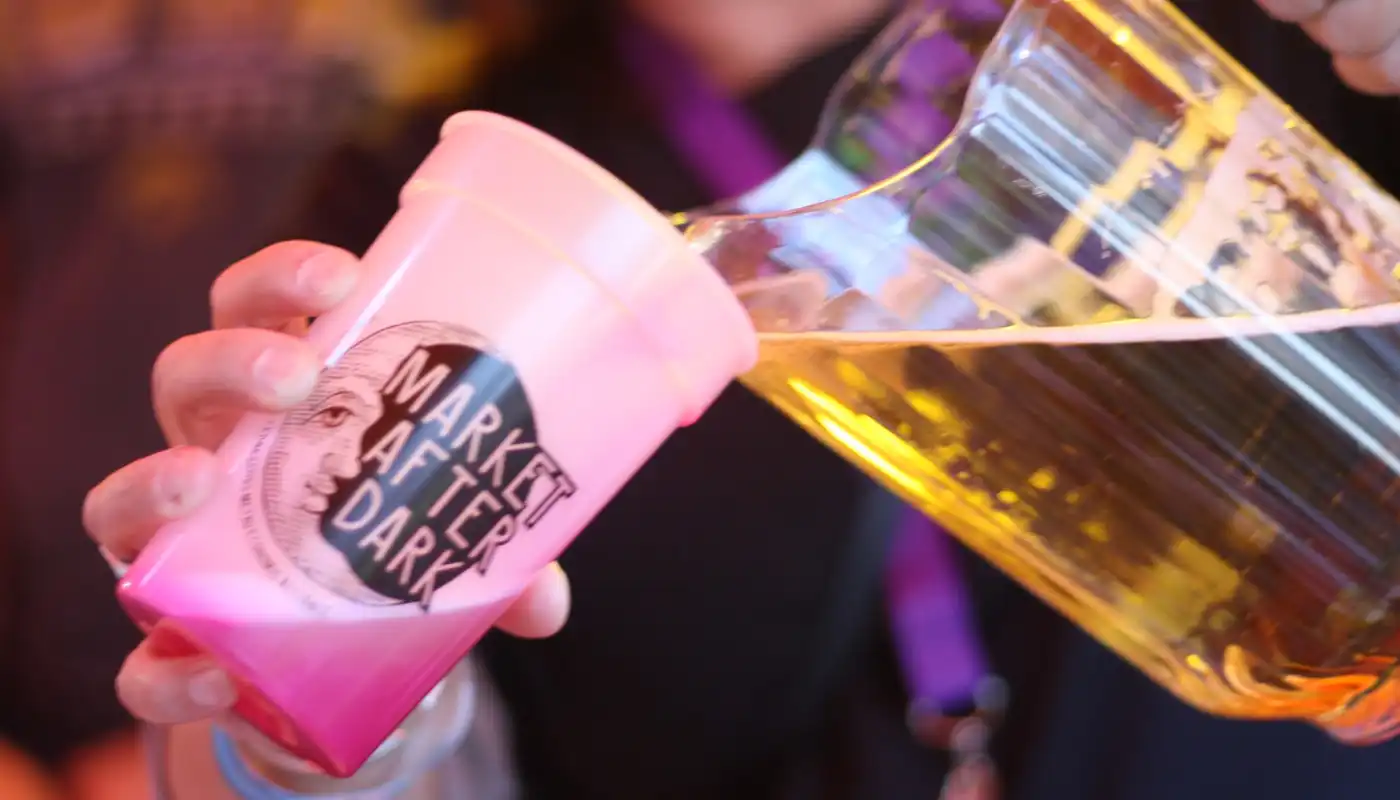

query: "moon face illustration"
left=259, top=322, right=493, bottom=606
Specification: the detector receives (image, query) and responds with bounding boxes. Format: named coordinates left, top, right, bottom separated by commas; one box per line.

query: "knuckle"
left=81, top=477, right=114, bottom=538
left=82, top=452, right=165, bottom=543
left=151, top=333, right=207, bottom=396
left=151, top=335, right=189, bottom=395
left=257, top=240, right=348, bottom=279
left=1258, top=0, right=1329, bottom=22
left=211, top=241, right=352, bottom=328
left=1336, top=44, right=1400, bottom=94
left=114, top=664, right=159, bottom=721
left=1374, top=42, right=1400, bottom=86
left=150, top=331, right=254, bottom=411
left=208, top=269, right=237, bottom=324
left=1310, top=1, right=1393, bottom=55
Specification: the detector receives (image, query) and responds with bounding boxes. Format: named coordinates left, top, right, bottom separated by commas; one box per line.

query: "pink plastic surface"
left=117, top=111, right=757, bottom=777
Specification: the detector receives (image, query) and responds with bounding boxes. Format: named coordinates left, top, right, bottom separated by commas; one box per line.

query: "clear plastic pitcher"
left=697, top=0, right=1400, bottom=742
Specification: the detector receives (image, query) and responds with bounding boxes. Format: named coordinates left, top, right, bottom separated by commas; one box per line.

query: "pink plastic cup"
left=117, top=111, right=757, bottom=777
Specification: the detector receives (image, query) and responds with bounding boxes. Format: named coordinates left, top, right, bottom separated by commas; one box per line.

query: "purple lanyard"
left=616, top=16, right=996, bottom=730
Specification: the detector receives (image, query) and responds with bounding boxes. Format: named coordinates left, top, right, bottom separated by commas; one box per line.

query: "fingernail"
left=253, top=346, right=317, bottom=403
left=296, top=252, right=357, bottom=301
left=188, top=667, right=237, bottom=710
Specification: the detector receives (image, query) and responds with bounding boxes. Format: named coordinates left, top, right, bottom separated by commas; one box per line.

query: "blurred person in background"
left=22, top=1, right=1400, bottom=799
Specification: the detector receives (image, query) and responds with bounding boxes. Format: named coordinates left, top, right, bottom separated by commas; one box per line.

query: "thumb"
left=493, top=562, right=571, bottom=639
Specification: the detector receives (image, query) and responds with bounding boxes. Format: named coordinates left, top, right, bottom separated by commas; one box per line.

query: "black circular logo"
left=256, top=321, right=575, bottom=608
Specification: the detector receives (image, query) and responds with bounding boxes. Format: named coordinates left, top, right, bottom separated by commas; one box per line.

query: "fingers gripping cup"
left=116, top=112, right=758, bottom=778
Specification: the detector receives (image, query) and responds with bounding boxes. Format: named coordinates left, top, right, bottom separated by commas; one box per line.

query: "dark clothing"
left=6, top=3, right=1400, bottom=799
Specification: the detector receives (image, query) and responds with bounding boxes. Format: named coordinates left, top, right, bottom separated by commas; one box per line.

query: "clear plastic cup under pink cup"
left=116, top=111, right=758, bottom=778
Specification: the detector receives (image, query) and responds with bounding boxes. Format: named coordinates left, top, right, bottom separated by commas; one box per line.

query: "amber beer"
left=745, top=303, right=1400, bottom=741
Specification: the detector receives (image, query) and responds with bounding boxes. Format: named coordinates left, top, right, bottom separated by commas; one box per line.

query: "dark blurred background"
left=0, top=2, right=492, bottom=795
